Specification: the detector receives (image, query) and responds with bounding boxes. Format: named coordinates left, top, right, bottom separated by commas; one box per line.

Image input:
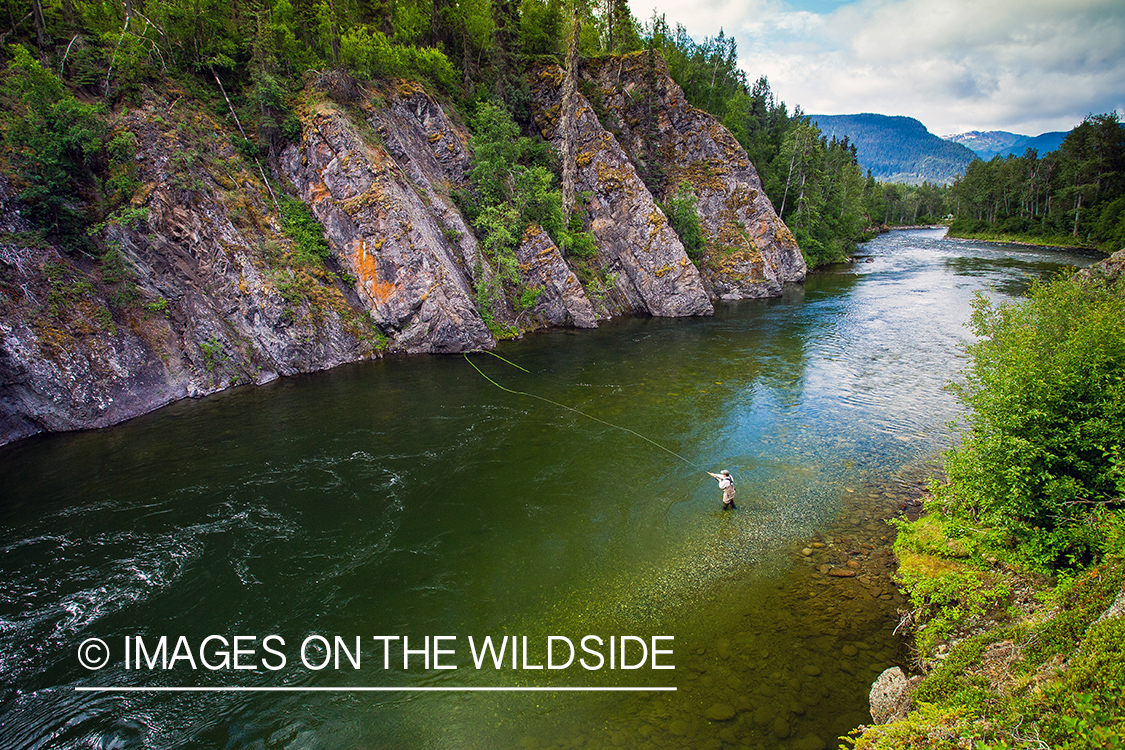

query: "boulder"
left=869, top=666, right=918, bottom=724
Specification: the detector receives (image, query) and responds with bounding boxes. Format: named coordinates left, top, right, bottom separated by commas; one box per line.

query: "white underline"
left=75, top=686, right=676, bottom=693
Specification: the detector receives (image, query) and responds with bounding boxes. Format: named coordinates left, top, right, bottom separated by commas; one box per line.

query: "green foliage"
left=871, top=179, right=950, bottom=226
left=659, top=182, right=704, bottom=257
left=464, top=100, right=579, bottom=324
left=1042, top=616, right=1125, bottom=748
left=87, top=206, right=149, bottom=237
left=101, top=24, right=159, bottom=100
left=937, top=275, right=1125, bottom=570
left=898, top=567, right=1012, bottom=656
left=279, top=194, right=330, bottom=265
left=199, top=336, right=228, bottom=373
left=858, top=271, right=1125, bottom=747
left=852, top=557, right=1125, bottom=749
left=1025, top=561, right=1125, bottom=667
left=146, top=298, right=170, bottom=318
left=909, top=628, right=1009, bottom=706
left=518, top=285, right=544, bottom=311
left=3, top=45, right=114, bottom=249
left=266, top=194, right=368, bottom=330
left=562, top=227, right=598, bottom=259
left=340, top=26, right=457, bottom=92
left=949, top=114, right=1125, bottom=250
left=520, top=0, right=562, bottom=56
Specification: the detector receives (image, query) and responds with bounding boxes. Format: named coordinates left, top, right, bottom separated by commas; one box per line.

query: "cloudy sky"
left=628, top=0, right=1125, bottom=137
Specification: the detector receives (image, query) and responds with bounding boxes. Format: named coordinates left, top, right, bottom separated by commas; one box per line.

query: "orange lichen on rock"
left=350, top=240, right=396, bottom=304
left=308, top=181, right=333, bottom=205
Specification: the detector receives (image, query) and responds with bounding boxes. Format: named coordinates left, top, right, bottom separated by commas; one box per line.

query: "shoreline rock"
left=0, top=61, right=804, bottom=447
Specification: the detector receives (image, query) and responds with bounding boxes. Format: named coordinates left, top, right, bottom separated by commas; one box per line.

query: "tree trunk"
left=31, top=0, right=47, bottom=56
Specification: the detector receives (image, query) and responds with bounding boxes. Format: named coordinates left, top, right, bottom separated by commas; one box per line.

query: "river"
left=0, top=229, right=1101, bottom=749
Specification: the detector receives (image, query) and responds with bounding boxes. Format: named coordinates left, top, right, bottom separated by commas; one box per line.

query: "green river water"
left=0, top=229, right=1101, bottom=749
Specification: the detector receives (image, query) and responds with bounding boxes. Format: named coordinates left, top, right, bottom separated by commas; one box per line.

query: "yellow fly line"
left=463, top=351, right=705, bottom=472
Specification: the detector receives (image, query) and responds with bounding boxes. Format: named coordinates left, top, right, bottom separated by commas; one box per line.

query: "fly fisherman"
left=708, top=470, right=736, bottom=510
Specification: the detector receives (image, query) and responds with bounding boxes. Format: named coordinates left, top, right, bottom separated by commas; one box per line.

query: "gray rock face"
left=0, top=88, right=385, bottom=445
left=371, top=82, right=486, bottom=293
left=528, top=65, right=714, bottom=319
left=584, top=53, right=806, bottom=298
left=515, top=226, right=598, bottom=329
left=280, top=94, right=493, bottom=354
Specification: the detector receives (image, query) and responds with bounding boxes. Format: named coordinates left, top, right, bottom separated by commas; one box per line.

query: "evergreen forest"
left=947, top=113, right=1125, bottom=252
left=5, top=0, right=909, bottom=270
left=810, top=113, right=976, bottom=185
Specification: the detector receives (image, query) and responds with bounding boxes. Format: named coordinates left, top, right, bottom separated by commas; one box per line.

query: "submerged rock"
left=704, top=703, right=737, bottom=721
left=793, top=734, right=828, bottom=750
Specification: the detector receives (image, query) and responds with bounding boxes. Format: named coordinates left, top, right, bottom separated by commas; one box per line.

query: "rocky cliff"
left=528, top=65, right=714, bottom=318
left=0, top=59, right=804, bottom=446
left=0, top=89, right=376, bottom=444
left=580, top=52, right=805, bottom=298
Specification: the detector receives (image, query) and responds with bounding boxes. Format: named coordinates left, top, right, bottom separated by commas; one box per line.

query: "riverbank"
left=851, top=506, right=1125, bottom=749
left=945, top=227, right=1106, bottom=254
left=850, top=250, right=1125, bottom=749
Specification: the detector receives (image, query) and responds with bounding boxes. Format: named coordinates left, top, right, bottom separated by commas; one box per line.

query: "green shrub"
left=659, top=181, right=704, bottom=257
left=898, top=567, right=1012, bottom=655
left=279, top=194, right=330, bottom=264
left=518, top=285, right=544, bottom=311
left=339, top=26, right=457, bottom=92
left=3, top=45, right=112, bottom=250
left=465, top=100, right=581, bottom=322
left=937, top=275, right=1125, bottom=570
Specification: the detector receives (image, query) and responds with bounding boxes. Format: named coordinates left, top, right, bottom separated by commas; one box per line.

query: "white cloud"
left=628, top=0, right=1125, bottom=135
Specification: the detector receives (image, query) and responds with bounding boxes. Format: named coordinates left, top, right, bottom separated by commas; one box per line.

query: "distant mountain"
left=944, top=131, right=1023, bottom=158
left=809, top=113, right=977, bottom=185
left=944, top=130, right=1068, bottom=160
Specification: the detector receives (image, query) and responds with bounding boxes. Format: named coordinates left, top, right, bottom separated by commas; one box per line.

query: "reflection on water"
left=0, top=229, right=1099, bottom=748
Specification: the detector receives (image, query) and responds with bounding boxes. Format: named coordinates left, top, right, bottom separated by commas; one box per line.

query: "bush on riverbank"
left=938, top=273, right=1125, bottom=571
left=848, top=556, right=1125, bottom=749
left=848, top=268, right=1125, bottom=748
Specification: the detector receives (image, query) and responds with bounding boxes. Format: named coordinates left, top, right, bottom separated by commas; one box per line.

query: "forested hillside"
left=811, top=113, right=976, bottom=185
left=948, top=113, right=1125, bottom=250
left=4, top=0, right=896, bottom=270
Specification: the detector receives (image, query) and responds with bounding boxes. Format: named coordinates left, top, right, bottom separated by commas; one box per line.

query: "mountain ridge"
left=809, top=113, right=976, bottom=185
left=943, top=129, right=1068, bottom=160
